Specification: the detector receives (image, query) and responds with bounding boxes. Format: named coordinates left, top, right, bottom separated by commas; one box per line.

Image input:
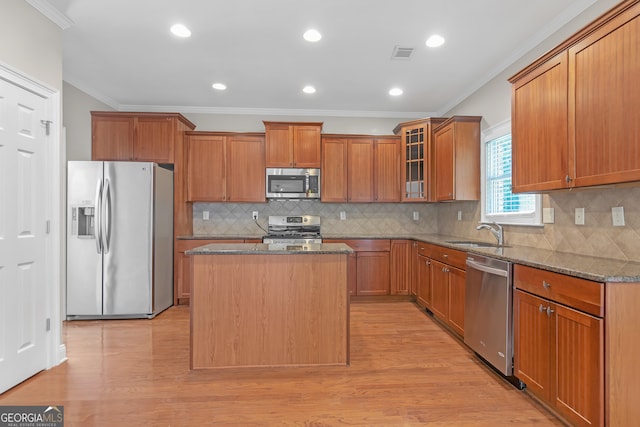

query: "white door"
left=0, top=76, right=49, bottom=393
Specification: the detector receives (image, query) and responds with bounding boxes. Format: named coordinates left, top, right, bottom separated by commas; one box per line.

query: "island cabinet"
left=393, top=118, right=447, bottom=202
left=433, top=116, right=481, bottom=202
left=321, top=135, right=401, bottom=203
left=185, top=132, right=265, bottom=202
left=189, top=247, right=350, bottom=369
left=427, top=245, right=466, bottom=336
left=513, top=264, right=604, bottom=427
left=263, top=121, right=322, bottom=167
left=324, top=239, right=390, bottom=296
left=91, top=112, right=195, bottom=163
left=174, top=239, right=244, bottom=305
left=510, top=0, right=640, bottom=192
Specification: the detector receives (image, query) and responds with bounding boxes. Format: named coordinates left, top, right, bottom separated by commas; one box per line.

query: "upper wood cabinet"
left=322, top=135, right=401, bottom=203
left=91, top=112, right=195, bottom=163
left=433, top=116, right=481, bottom=201
left=510, top=0, right=640, bottom=192
left=263, top=121, right=322, bottom=167
left=393, top=118, right=447, bottom=202
left=186, top=132, right=265, bottom=203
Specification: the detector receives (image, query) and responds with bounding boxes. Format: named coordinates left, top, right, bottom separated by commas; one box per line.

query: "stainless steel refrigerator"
left=66, top=161, right=173, bottom=319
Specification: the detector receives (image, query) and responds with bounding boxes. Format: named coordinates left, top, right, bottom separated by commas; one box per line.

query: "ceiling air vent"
left=391, top=46, right=414, bottom=60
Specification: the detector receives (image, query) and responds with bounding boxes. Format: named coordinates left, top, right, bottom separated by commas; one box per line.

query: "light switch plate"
left=542, top=208, right=555, bottom=224
left=203, top=211, right=210, bottom=220
left=612, top=206, right=625, bottom=227
left=575, top=207, right=585, bottom=225
left=457, top=210, right=462, bottom=221
left=339, top=211, right=346, bottom=220
left=413, top=211, right=419, bottom=220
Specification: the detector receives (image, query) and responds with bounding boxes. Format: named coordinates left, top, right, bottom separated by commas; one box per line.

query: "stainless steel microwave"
left=266, top=168, right=320, bottom=199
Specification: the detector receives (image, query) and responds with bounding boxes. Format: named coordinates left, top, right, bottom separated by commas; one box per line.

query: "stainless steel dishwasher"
left=464, top=253, right=524, bottom=388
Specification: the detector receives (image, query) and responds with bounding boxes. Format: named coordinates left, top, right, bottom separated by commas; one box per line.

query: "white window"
left=481, top=120, right=541, bottom=226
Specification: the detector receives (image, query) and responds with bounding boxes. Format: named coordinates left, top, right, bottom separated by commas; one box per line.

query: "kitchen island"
left=186, top=243, right=353, bottom=369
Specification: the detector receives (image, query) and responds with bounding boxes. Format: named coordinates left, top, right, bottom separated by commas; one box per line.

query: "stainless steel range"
left=262, top=215, right=322, bottom=244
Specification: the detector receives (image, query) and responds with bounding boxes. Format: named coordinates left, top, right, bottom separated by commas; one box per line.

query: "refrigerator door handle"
left=102, top=178, right=112, bottom=254
left=95, top=179, right=103, bottom=254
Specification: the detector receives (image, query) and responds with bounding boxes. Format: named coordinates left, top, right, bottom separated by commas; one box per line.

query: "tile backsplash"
left=438, top=186, right=640, bottom=262
left=193, top=185, right=640, bottom=262
left=192, top=201, right=438, bottom=237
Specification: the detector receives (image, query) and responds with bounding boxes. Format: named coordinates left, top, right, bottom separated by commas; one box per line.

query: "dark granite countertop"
left=186, top=243, right=354, bottom=255
left=180, top=234, right=640, bottom=283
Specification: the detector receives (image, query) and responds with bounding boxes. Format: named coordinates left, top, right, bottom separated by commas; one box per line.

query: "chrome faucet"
left=476, top=222, right=504, bottom=246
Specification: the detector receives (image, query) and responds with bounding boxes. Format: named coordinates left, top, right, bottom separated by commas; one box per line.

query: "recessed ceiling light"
left=426, top=34, right=445, bottom=48
left=303, top=85, right=316, bottom=94
left=389, top=88, right=403, bottom=96
left=170, top=23, right=191, bottom=38
left=303, top=29, right=322, bottom=42
left=212, top=83, right=227, bottom=91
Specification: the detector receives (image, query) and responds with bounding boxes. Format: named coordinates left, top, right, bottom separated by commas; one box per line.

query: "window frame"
left=480, top=119, right=542, bottom=226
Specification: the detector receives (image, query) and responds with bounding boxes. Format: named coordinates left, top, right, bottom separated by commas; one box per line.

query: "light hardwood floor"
left=0, top=302, right=562, bottom=426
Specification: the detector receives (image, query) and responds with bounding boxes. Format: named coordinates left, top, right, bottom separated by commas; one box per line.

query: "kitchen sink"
left=445, top=240, right=509, bottom=248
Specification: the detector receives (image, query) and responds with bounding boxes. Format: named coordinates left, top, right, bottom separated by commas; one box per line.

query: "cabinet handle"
left=543, top=280, right=551, bottom=290
left=443, top=254, right=448, bottom=258
left=539, top=304, right=545, bottom=313
left=546, top=306, right=555, bottom=317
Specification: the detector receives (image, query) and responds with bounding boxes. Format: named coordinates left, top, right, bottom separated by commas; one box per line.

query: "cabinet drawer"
left=176, top=239, right=243, bottom=253
left=430, top=245, right=466, bottom=270
left=416, top=242, right=433, bottom=257
left=514, top=264, right=604, bottom=317
left=325, top=239, right=390, bottom=252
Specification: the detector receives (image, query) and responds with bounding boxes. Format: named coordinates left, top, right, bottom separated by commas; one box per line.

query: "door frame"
left=0, top=61, right=66, bottom=372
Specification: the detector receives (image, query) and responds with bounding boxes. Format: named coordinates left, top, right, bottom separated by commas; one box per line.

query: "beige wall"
left=0, top=0, right=62, bottom=91
left=63, top=82, right=113, bottom=160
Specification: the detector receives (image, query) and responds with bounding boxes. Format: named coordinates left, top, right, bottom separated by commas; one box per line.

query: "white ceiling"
left=43, top=0, right=598, bottom=117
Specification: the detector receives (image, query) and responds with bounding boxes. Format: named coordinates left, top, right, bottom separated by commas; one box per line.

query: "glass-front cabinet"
left=394, top=118, right=446, bottom=202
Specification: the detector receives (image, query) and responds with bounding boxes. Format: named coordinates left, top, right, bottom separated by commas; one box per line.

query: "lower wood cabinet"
left=324, top=239, right=390, bottom=296
left=426, top=245, right=466, bottom=337
left=514, top=265, right=604, bottom=427
left=416, top=254, right=431, bottom=308
left=390, top=240, right=412, bottom=295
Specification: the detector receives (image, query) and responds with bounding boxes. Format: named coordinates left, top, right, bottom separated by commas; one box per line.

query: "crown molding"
left=26, top=0, right=74, bottom=29
left=117, top=104, right=434, bottom=119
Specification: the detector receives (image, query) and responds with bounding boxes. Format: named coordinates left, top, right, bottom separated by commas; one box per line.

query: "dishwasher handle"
left=466, top=258, right=508, bottom=278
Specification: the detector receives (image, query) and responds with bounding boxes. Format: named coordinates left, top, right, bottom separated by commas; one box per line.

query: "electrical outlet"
left=339, top=211, right=346, bottom=220
left=413, top=211, right=419, bottom=220
left=543, top=208, right=555, bottom=224
left=202, top=211, right=209, bottom=220
left=252, top=211, right=259, bottom=220
left=575, top=207, right=585, bottom=225
left=612, top=206, right=625, bottom=227
left=457, top=210, right=462, bottom=221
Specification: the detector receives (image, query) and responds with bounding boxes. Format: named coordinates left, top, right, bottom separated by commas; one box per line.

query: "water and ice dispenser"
left=71, top=205, right=96, bottom=238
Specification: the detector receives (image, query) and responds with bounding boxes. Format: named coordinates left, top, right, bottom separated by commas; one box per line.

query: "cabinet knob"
left=443, top=254, right=448, bottom=258
left=543, top=280, right=551, bottom=289
left=565, top=175, right=573, bottom=183
left=546, top=306, right=555, bottom=317
left=539, top=304, right=545, bottom=313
